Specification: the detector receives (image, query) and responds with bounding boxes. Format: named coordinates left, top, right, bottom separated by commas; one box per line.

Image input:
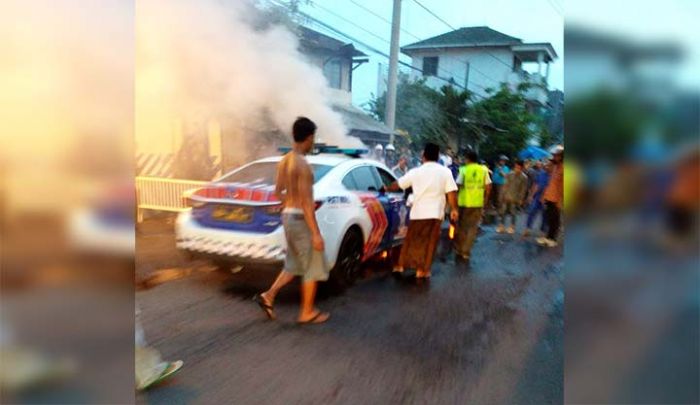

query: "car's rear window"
left=218, top=162, right=333, bottom=184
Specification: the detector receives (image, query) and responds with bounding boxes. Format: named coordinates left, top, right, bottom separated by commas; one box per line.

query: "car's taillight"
left=315, top=200, right=324, bottom=211
left=186, top=198, right=206, bottom=208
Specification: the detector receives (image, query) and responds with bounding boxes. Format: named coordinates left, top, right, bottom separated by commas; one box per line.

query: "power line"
left=297, top=2, right=472, bottom=91
left=309, top=0, right=390, bottom=47
left=545, top=0, right=564, bottom=17
left=410, top=0, right=456, bottom=32
left=343, top=0, right=502, bottom=88
left=409, top=0, right=514, bottom=70
left=344, top=0, right=501, bottom=90
left=266, top=0, right=493, bottom=101
left=309, top=0, right=487, bottom=92
left=267, top=0, right=475, bottom=93
left=348, top=0, right=421, bottom=42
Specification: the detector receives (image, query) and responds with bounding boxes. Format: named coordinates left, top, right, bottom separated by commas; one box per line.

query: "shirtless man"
left=253, top=117, right=330, bottom=324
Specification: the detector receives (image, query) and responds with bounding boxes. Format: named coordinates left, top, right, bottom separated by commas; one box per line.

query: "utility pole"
left=384, top=0, right=401, bottom=145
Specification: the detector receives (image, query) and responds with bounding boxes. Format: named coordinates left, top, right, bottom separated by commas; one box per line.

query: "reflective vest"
left=458, top=163, right=486, bottom=207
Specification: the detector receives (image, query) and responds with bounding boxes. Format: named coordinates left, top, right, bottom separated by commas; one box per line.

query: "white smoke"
left=136, top=0, right=363, bottom=160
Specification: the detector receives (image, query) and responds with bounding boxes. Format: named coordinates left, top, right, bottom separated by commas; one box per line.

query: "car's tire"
left=326, top=228, right=363, bottom=293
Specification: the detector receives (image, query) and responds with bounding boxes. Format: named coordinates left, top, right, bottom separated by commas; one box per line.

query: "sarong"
left=398, top=218, right=442, bottom=270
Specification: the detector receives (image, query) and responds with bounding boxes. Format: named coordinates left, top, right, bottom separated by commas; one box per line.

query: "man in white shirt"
left=387, top=143, right=459, bottom=279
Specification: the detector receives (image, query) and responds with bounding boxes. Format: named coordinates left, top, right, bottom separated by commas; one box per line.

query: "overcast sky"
left=567, top=0, right=699, bottom=90
left=295, top=0, right=564, bottom=107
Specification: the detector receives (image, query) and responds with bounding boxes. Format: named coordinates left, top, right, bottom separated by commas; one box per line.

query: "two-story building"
left=401, top=26, right=557, bottom=106
left=298, top=26, right=394, bottom=146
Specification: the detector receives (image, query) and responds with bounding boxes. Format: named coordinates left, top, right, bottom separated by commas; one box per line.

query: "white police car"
left=175, top=146, right=409, bottom=289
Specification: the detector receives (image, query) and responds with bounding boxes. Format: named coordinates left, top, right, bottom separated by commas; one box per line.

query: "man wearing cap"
left=373, top=143, right=385, bottom=165
left=537, top=145, right=564, bottom=247
left=455, top=150, right=491, bottom=262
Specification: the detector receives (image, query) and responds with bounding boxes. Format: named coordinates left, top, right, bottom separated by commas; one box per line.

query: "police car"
left=175, top=145, right=409, bottom=289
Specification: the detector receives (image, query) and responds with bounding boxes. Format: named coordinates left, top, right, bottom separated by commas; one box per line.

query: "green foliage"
left=436, top=85, right=472, bottom=152
left=367, top=77, right=544, bottom=162
left=566, top=90, right=645, bottom=162
left=366, top=74, right=445, bottom=152
left=538, top=126, right=556, bottom=149
left=471, top=84, right=537, bottom=162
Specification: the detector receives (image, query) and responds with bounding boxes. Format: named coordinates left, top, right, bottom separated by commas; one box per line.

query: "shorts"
left=282, top=213, right=329, bottom=282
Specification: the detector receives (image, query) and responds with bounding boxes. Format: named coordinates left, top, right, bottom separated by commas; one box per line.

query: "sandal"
left=138, top=360, right=183, bottom=390
left=253, top=294, right=275, bottom=320
left=297, top=311, right=330, bottom=325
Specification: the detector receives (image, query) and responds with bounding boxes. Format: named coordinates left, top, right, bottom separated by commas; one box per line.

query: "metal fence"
left=135, top=176, right=209, bottom=222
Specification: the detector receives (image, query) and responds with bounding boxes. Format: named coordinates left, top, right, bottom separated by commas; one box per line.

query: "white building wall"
left=407, top=47, right=515, bottom=98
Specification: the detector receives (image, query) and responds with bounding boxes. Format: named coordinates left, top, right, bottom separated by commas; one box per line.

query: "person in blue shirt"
left=522, top=160, right=550, bottom=237
left=490, top=155, right=510, bottom=209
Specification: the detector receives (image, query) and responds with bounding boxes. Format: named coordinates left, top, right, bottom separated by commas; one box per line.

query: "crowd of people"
left=373, top=141, right=565, bottom=248
left=135, top=119, right=564, bottom=391
left=250, top=117, right=563, bottom=328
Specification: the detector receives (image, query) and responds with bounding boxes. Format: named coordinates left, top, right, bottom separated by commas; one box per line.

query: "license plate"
left=211, top=206, right=253, bottom=223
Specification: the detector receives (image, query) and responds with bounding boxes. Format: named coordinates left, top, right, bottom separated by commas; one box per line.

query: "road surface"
left=136, top=215, right=563, bottom=404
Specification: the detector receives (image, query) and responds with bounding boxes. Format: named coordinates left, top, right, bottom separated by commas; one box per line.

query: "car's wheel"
left=327, top=228, right=363, bottom=292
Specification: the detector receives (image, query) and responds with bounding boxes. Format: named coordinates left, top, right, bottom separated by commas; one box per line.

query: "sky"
left=293, top=0, right=564, bottom=107
left=567, top=0, right=699, bottom=90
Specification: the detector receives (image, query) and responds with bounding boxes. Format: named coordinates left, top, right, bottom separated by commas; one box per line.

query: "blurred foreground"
left=0, top=0, right=135, bottom=402
left=564, top=2, right=699, bottom=402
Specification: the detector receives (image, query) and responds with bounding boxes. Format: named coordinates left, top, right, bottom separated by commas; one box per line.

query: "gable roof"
left=402, top=26, right=522, bottom=53
left=298, top=26, right=367, bottom=58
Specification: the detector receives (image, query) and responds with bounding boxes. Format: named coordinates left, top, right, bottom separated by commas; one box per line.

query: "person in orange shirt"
left=537, top=146, right=564, bottom=247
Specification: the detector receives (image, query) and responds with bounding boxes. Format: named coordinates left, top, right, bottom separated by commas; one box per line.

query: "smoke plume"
left=136, top=0, right=362, bottom=162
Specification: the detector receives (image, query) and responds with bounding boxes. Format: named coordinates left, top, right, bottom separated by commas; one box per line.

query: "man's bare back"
left=275, top=151, right=313, bottom=210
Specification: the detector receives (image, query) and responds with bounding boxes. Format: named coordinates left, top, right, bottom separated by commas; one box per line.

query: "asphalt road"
left=135, top=215, right=563, bottom=405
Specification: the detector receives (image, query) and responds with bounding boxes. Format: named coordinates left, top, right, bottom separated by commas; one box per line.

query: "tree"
left=436, top=85, right=472, bottom=152
left=538, top=126, right=556, bottom=149
left=367, top=73, right=444, bottom=152
left=566, top=89, right=645, bottom=163
left=471, top=83, right=538, bottom=162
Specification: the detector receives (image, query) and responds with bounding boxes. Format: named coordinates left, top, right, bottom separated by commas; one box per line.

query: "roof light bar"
left=277, top=144, right=368, bottom=157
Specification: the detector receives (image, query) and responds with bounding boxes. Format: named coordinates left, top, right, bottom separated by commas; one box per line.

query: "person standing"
left=523, top=160, right=550, bottom=237
left=373, top=143, right=385, bottom=165
left=391, top=156, right=409, bottom=178
left=387, top=143, right=459, bottom=279
left=496, top=160, right=529, bottom=234
left=254, top=117, right=330, bottom=324
left=454, top=150, right=491, bottom=262
left=537, top=146, right=564, bottom=247
left=491, top=155, right=510, bottom=209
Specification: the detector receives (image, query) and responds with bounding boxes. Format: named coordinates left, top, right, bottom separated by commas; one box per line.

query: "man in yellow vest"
left=455, top=150, right=491, bottom=262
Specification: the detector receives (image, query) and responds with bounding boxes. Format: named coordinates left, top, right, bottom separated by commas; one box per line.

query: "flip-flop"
left=253, top=294, right=275, bottom=320
left=297, top=311, right=330, bottom=325
left=139, top=360, right=183, bottom=390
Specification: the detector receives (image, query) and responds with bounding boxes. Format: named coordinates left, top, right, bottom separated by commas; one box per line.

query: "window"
left=323, top=59, right=342, bottom=89
left=343, top=166, right=381, bottom=192
left=376, top=167, right=397, bottom=188
left=423, top=56, right=438, bottom=77
left=342, top=172, right=357, bottom=190
left=219, top=162, right=332, bottom=185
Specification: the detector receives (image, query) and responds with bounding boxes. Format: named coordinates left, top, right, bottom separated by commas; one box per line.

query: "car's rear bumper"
left=184, top=250, right=284, bottom=271
left=176, top=210, right=286, bottom=264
